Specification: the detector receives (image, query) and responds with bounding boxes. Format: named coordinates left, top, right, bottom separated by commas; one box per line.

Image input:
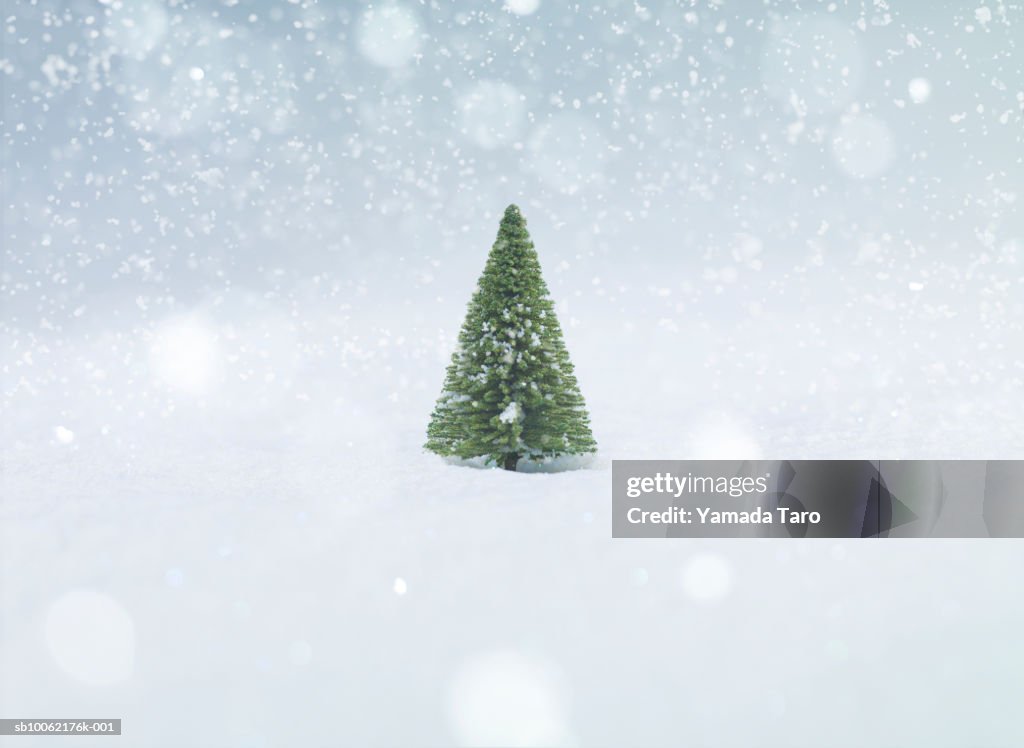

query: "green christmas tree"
left=426, top=204, right=597, bottom=471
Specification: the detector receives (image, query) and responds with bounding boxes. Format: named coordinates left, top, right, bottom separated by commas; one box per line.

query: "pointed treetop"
left=499, top=204, right=528, bottom=239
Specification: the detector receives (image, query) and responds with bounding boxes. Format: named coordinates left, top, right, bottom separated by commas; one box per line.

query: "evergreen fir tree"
left=426, top=204, right=597, bottom=471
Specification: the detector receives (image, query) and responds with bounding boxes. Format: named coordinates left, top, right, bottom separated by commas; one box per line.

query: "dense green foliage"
left=426, top=205, right=596, bottom=470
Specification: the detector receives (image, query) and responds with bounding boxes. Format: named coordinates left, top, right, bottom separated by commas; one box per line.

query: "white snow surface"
left=3, top=305, right=1023, bottom=746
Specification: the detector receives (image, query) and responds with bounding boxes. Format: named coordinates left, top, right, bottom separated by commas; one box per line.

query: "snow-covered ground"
left=4, top=439, right=1024, bottom=747
left=3, top=303, right=1023, bottom=746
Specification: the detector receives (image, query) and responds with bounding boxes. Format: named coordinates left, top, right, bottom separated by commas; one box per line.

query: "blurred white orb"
left=681, top=554, right=733, bottom=604
left=358, top=4, right=421, bottom=69
left=506, top=0, right=541, bottom=15
left=732, top=233, right=763, bottom=269
left=288, top=640, right=313, bottom=666
left=686, top=413, right=763, bottom=459
left=54, top=426, right=75, bottom=444
left=528, top=114, right=609, bottom=194
left=103, top=0, right=168, bottom=60
left=908, top=77, right=931, bottom=104
left=831, top=115, right=895, bottom=179
left=447, top=651, right=573, bottom=747
left=188, top=66, right=205, bottom=82
left=393, top=577, right=408, bottom=596
left=46, top=590, right=135, bottom=686
left=760, top=15, right=864, bottom=113
left=150, top=316, right=224, bottom=395
left=458, top=81, right=525, bottom=149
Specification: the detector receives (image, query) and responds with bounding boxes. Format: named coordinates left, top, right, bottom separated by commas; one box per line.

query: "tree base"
left=503, top=454, right=520, bottom=471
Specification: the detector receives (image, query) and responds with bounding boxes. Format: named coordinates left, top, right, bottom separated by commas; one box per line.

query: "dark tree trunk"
left=503, top=454, right=520, bottom=471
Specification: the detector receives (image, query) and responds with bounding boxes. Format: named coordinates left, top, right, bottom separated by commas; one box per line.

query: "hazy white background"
left=2, top=0, right=1022, bottom=745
